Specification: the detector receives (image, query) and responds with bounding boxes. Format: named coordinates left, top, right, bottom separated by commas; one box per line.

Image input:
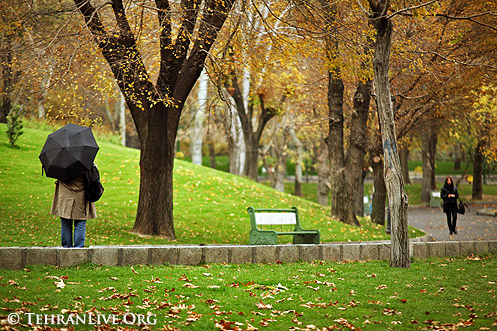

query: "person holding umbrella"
left=51, top=173, right=97, bottom=247
left=39, top=124, right=100, bottom=248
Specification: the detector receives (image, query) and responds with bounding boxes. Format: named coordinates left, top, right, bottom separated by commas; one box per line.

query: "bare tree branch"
left=435, top=12, right=497, bottom=32
left=415, top=50, right=497, bottom=70
left=387, top=0, right=438, bottom=20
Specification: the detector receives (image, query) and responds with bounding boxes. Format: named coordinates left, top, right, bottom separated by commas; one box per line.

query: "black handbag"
left=457, top=199, right=469, bottom=214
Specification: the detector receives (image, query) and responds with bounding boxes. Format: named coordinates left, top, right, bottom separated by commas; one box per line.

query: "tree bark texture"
left=399, top=141, right=411, bottom=185
left=224, top=91, right=245, bottom=175
left=453, top=144, right=462, bottom=171
left=371, top=155, right=386, bottom=225
left=317, top=139, right=330, bottom=206
left=117, top=89, right=126, bottom=147
left=74, top=0, right=235, bottom=239
left=369, top=0, right=410, bottom=268
left=472, top=139, right=484, bottom=200
left=190, top=69, right=209, bottom=166
left=429, top=128, right=438, bottom=190
left=421, top=124, right=438, bottom=203
left=288, top=127, right=303, bottom=197
left=325, top=69, right=346, bottom=220
left=208, top=142, right=216, bottom=169
left=0, top=32, right=14, bottom=123
left=420, top=129, right=433, bottom=204
left=355, top=170, right=367, bottom=217
left=267, top=132, right=288, bottom=192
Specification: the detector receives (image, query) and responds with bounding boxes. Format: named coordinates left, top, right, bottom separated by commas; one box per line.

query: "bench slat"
left=255, top=213, right=297, bottom=225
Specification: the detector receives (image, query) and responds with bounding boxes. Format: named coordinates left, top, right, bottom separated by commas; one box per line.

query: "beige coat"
left=51, top=177, right=97, bottom=220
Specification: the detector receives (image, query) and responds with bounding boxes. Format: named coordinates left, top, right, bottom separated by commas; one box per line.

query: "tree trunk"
left=224, top=90, right=245, bottom=175
left=325, top=68, right=346, bottom=221
left=288, top=127, right=303, bottom=197
left=37, top=62, right=53, bottom=119
left=317, top=139, right=330, bottom=206
left=355, top=169, right=367, bottom=217
left=421, top=123, right=438, bottom=201
left=294, top=172, right=302, bottom=197
left=371, top=155, right=386, bottom=225
left=429, top=127, right=438, bottom=190
left=132, top=105, right=177, bottom=238
left=369, top=0, right=410, bottom=268
left=190, top=69, right=208, bottom=166
left=115, top=88, right=126, bottom=147
left=208, top=142, right=216, bottom=169
left=399, top=142, right=411, bottom=185
left=274, top=154, right=287, bottom=192
left=0, top=32, right=14, bottom=123
left=244, top=138, right=259, bottom=181
left=420, top=129, right=433, bottom=204
left=453, top=144, right=461, bottom=171
left=472, top=139, right=484, bottom=200
left=335, top=80, right=372, bottom=226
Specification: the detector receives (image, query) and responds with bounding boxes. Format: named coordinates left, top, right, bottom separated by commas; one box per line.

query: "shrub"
left=6, top=105, right=24, bottom=147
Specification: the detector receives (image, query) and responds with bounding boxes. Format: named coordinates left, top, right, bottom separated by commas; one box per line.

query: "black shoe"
left=449, top=231, right=453, bottom=235
left=453, top=229, right=457, bottom=234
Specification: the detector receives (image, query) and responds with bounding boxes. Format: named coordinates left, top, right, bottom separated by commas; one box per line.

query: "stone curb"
left=1, top=240, right=496, bottom=270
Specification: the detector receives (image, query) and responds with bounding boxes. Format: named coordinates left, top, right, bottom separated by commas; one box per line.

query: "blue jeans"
left=61, top=218, right=86, bottom=248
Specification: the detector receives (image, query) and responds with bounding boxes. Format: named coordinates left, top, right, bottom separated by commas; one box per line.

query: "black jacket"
left=441, top=184, right=459, bottom=213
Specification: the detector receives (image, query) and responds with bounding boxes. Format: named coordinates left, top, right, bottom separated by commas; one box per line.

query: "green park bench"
left=430, top=191, right=442, bottom=208
left=247, top=206, right=320, bottom=245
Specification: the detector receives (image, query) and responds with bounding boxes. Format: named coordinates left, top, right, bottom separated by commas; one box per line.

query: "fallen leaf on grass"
left=183, top=283, right=200, bottom=288
left=178, top=274, right=190, bottom=282
left=98, top=286, right=117, bottom=293
left=185, top=312, right=202, bottom=323
left=215, top=319, right=244, bottom=330
left=54, top=280, right=66, bottom=288
left=333, top=317, right=361, bottom=330
left=145, top=277, right=162, bottom=283
left=383, top=308, right=402, bottom=316
left=257, top=301, right=272, bottom=309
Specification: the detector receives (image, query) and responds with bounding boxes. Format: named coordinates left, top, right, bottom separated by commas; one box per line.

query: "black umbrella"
left=39, top=124, right=99, bottom=183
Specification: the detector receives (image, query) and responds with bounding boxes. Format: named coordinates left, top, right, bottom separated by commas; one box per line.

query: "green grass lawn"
left=408, top=160, right=474, bottom=175
left=0, top=124, right=425, bottom=247
left=1, top=255, right=496, bottom=330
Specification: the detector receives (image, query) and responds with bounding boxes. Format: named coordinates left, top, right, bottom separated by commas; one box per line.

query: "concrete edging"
left=1, top=240, right=496, bottom=270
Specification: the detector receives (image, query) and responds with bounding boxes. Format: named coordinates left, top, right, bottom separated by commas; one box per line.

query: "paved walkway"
left=408, top=201, right=497, bottom=241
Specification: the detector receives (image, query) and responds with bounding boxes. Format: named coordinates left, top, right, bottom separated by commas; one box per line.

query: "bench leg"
left=250, top=231, right=277, bottom=245
left=293, top=233, right=320, bottom=245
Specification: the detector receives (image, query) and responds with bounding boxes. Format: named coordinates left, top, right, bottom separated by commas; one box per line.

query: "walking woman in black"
left=441, top=177, right=459, bottom=234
